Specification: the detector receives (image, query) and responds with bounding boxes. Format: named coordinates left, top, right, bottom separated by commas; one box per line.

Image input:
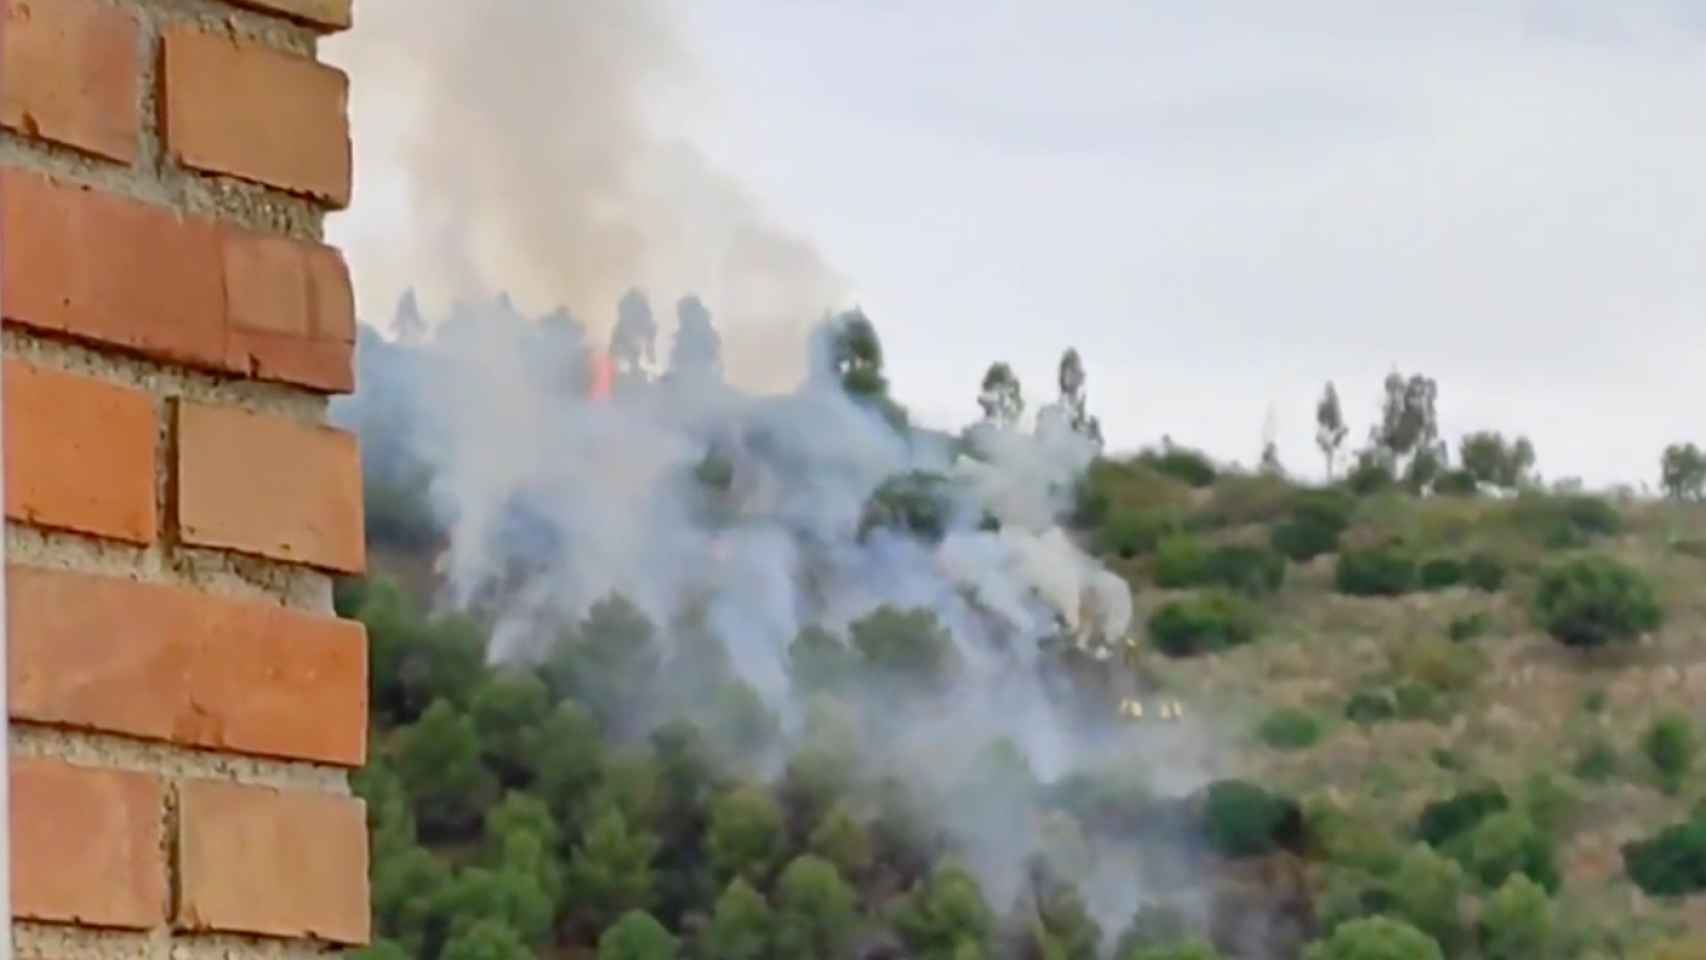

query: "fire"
left=587, top=349, right=614, bottom=401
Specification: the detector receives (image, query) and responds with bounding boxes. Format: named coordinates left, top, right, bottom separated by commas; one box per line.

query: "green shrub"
left=1147, top=591, right=1260, bottom=658
left=1464, top=552, right=1508, bottom=592
left=1345, top=689, right=1397, bottom=726
left=1432, top=748, right=1465, bottom=772
left=1346, top=458, right=1396, bottom=496
left=1153, top=535, right=1209, bottom=588
left=1156, top=537, right=1286, bottom=595
left=1534, top=556, right=1663, bottom=648
left=1432, top=469, right=1480, bottom=497
left=1623, top=816, right=1706, bottom=896
left=1448, top=612, right=1490, bottom=643
left=1642, top=711, right=1696, bottom=794
left=1416, top=786, right=1509, bottom=849
left=1394, top=682, right=1440, bottom=721
left=1336, top=545, right=1418, bottom=597
left=1257, top=708, right=1322, bottom=751
left=1573, top=738, right=1619, bottom=784
left=1418, top=557, right=1465, bottom=591
left=1581, top=689, right=1608, bottom=713
left=1270, top=490, right=1356, bottom=562
left=1201, top=779, right=1303, bottom=858
left=1202, top=543, right=1287, bottom=595
left=1140, top=447, right=1219, bottom=488
left=1098, top=509, right=1179, bottom=559
left=1454, top=811, right=1560, bottom=892
left=1511, top=493, right=1621, bottom=549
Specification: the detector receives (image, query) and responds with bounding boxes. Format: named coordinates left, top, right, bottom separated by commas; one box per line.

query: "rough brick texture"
left=231, top=0, right=352, bottom=30
left=177, top=781, right=369, bottom=944
left=12, top=759, right=167, bottom=930
left=162, top=26, right=352, bottom=206
left=3, top=358, right=157, bottom=544
left=1, top=170, right=356, bottom=392
left=176, top=402, right=366, bottom=573
left=4, top=0, right=370, bottom=949
left=9, top=565, right=368, bottom=765
left=1, top=0, right=140, bottom=162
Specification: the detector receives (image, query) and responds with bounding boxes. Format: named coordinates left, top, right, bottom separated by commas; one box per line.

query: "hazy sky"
left=326, top=2, right=1706, bottom=489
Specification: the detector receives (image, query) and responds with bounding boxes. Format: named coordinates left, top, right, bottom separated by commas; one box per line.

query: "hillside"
left=334, top=305, right=1706, bottom=960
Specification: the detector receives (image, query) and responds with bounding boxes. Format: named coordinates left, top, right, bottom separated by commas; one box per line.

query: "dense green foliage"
left=1533, top=555, right=1663, bottom=648
left=1335, top=546, right=1417, bottom=597
left=1147, top=591, right=1260, bottom=658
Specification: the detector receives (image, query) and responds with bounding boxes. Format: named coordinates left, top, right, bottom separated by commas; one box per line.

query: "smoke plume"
left=323, top=0, right=845, bottom=392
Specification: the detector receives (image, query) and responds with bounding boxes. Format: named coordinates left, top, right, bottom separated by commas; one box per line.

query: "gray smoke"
left=323, top=0, right=845, bottom=392
left=334, top=295, right=1226, bottom=944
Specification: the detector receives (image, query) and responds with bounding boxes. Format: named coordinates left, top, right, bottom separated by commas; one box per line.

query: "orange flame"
left=588, top=349, right=614, bottom=402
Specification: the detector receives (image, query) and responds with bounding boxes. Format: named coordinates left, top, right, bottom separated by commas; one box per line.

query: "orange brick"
left=161, top=27, right=351, bottom=206
left=222, top=229, right=355, bottom=391
left=9, top=565, right=368, bottom=766
left=229, top=0, right=352, bottom=30
left=1, top=169, right=227, bottom=369
left=1, top=0, right=140, bottom=161
left=3, top=359, right=157, bottom=544
left=176, top=402, right=365, bottom=573
left=12, top=759, right=166, bottom=929
left=177, top=781, right=369, bottom=944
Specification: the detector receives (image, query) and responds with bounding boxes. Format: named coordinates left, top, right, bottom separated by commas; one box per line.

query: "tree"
left=788, top=625, right=859, bottom=695
left=1478, top=873, right=1552, bottom=960
left=1055, top=348, right=1104, bottom=449
left=1303, top=916, right=1444, bottom=960
left=1389, top=845, right=1465, bottom=952
left=809, top=802, right=874, bottom=879
left=393, top=699, right=495, bottom=841
left=371, top=843, right=452, bottom=957
left=771, top=855, right=857, bottom=960
left=707, top=785, right=788, bottom=886
left=1661, top=443, right=1706, bottom=501
left=1005, top=865, right=1101, bottom=960
left=1456, top=811, right=1558, bottom=892
left=598, top=910, right=679, bottom=960
left=849, top=605, right=959, bottom=693
left=702, top=877, right=773, bottom=960
left=429, top=865, right=556, bottom=949
left=565, top=807, right=661, bottom=933
left=533, top=700, right=606, bottom=827
left=1459, top=432, right=1536, bottom=489
left=469, top=670, right=551, bottom=786
left=1316, top=382, right=1349, bottom=479
left=1368, top=371, right=1440, bottom=478
left=611, top=289, right=658, bottom=383
left=978, top=362, right=1025, bottom=427
left=893, top=861, right=997, bottom=960
left=439, top=919, right=534, bottom=960
left=668, top=295, right=722, bottom=382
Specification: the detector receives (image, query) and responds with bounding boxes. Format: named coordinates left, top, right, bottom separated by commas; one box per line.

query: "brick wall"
left=0, top=0, right=369, bottom=956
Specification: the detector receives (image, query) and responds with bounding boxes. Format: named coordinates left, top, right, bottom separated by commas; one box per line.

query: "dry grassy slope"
left=1113, top=490, right=1706, bottom=945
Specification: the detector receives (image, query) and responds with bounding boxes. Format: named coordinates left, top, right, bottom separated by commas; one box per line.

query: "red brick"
left=229, top=0, right=352, bottom=31
left=1, top=169, right=227, bottom=370
left=9, top=565, right=368, bottom=765
left=12, top=759, right=166, bottom=929
left=1, top=0, right=140, bottom=162
left=177, top=781, right=369, bottom=944
left=176, top=402, right=365, bottom=573
left=1, top=170, right=356, bottom=393
left=3, top=359, right=157, bottom=544
left=161, top=27, right=351, bottom=206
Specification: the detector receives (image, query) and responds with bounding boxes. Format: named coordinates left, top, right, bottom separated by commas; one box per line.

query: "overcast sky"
left=326, top=2, right=1706, bottom=489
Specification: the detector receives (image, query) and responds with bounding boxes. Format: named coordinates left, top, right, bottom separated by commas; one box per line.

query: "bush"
left=1098, top=509, right=1178, bottom=559
left=1140, top=446, right=1219, bottom=488
left=1572, top=739, right=1618, bottom=783
left=1416, top=785, right=1509, bottom=849
left=1464, top=552, right=1508, bottom=592
left=1156, top=537, right=1286, bottom=595
left=1394, top=682, right=1439, bottom=721
left=1201, top=779, right=1303, bottom=858
left=1510, top=493, right=1621, bottom=549
left=1304, top=916, right=1443, bottom=960
left=1346, top=458, right=1396, bottom=496
left=1432, top=469, right=1479, bottom=497
left=1456, top=811, right=1559, bottom=892
left=1336, top=545, right=1418, bottom=597
left=1418, top=557, right=1465, bottom=591
left=1448, top=612, right=1490, bottom=643
left=1642, top=711, right=1697, bottom=794
left=1345, top=689, right=1397, bottom=726
left=1147, top=591, right=1260, bottom=658
left=1257, top=708, right=1322, bottom=751
left=1623, top=816, right=1706, bottom=896
left=1534, top=556, right=1663, bottom=648
left=1271, top=490, right=1355, bottom=562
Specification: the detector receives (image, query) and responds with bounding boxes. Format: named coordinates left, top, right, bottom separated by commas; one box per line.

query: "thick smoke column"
left=323, top=0, right=845, bottom=392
